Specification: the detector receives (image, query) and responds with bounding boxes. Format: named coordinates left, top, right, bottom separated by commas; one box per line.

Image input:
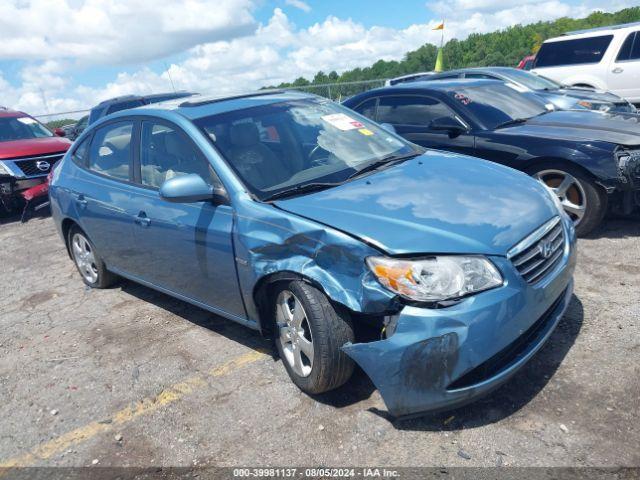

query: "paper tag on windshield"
left=321, top=113, right=364, bottom=131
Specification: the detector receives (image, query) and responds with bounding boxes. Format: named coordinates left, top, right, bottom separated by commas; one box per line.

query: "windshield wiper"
left=346, top=151, right=421, bottom=181
left=263, top=182, right=341, bottom=202
left=494, top=117, right=529, bottom=129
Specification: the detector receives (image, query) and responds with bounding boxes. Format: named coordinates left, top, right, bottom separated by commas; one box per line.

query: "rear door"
left=125, top=119, right=246, bottom=319
left=374, top=95, right=476, bottom=156
left=71, top=120, right=138, bottom=272
left=608, top=31, right=640, bottom=102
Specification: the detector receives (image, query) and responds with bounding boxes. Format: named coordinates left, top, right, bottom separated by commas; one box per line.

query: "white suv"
left=532, top=22, right=640, bottom=103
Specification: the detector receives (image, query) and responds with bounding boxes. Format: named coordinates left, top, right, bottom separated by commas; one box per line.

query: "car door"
left=125, top=119, right=246, bottom=319
left=608, top=31, right=640, bottom=102
left=70, top=120, right=138, bottom=273
left=374, top=95, right=475, bottom=156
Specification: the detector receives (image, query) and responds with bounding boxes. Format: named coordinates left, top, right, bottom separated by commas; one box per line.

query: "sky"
left=0, top=0, right=636, bottom=119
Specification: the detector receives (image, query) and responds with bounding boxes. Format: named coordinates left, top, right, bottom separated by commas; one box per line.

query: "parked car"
left=385, top=71, right=435, bottom=86
left=343, top=79, right=640, bottom=236
left=532, top=21, right=640, bottom=103
left=517, top=54, right=536, bottom=70
left=423, top=67, right=636, bottom=113
left=50, top=90, right=576, bottom=417
left=0, top=108, right=71, bottom=215
left=88, top=91, right=196, bottom=125
left=67, top=115, right=89, bottom=141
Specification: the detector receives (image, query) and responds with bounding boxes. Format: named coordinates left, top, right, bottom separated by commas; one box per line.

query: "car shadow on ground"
left=119, top=280, right=275, bottom=359
left=587, top=213, right=640, bottom=240
left=0, top=203, right=50, bottom=225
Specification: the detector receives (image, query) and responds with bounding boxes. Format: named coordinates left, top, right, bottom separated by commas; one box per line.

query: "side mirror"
left=429, top=117, right=467, bottom=137
left=380, top=123, right=397, bottom=134
left=54, top=127, right=66, bottom=137
left=159, top=174, right=229, bottom=204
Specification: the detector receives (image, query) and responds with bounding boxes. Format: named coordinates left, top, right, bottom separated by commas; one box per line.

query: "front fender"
left=232, top=201, right=397, bottom=326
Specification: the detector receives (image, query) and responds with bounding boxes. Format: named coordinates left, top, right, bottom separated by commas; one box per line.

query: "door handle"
left=612, top=67, right=624, bottom=74
left=134, top=211, right=151, bottom=227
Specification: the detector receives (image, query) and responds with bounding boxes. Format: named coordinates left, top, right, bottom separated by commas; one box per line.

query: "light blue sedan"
left=49, top=90, right=577, bottom=417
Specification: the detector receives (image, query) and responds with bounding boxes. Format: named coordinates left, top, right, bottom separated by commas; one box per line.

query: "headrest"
left=163, top=132, right=183, bottom=157
left=230, top=123, right=259, bottom=147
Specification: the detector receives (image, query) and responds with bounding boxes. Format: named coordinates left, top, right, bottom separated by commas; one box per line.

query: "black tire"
left=526, top=162, right=607, bottom=237
left=67, top=225, right=117, bottom=288
left=273, top=280, right=354, bottom=394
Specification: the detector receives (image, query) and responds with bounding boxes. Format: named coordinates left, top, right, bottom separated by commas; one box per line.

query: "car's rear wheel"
left=528, top=164, right=607, bottom=236
left=274, top=281, right=354, bottom=394
left=68, top=226, right=116, bottom=288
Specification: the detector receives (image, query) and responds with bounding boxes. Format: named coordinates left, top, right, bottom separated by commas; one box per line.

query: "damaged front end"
left=233, top=198, right=577, bottom=418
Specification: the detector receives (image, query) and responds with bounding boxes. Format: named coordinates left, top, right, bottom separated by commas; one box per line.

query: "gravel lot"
left=0, top=212, right=639, bottom=469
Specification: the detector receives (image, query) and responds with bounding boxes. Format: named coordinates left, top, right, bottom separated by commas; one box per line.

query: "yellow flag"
left=433, top=22, right=444, bottom=31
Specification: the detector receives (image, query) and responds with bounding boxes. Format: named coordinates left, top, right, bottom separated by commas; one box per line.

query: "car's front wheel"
left=68, top=226, right=117, bottom=288
left=527, top=163, right=607, bottom=236
left=274, top=281, right=354, bottom=394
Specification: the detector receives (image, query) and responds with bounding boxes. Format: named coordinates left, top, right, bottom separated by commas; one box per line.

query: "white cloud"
left=285, top=0, right=311, bottom=12
left=0, top=0, right=256, bottom=64
left=1, top=0, right=638, bottom=117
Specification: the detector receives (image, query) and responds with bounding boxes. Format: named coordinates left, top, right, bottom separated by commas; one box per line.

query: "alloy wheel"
left=71, top=233, right=99, bottom=284
left=276, top=290, right=314, bottom=377
left=534, top=169, right=587, bottom=226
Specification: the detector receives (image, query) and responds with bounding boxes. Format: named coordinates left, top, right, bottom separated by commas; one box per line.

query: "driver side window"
left=376, top=96, right=458, bottom=128
left=139, top=121, right=223, bottom=190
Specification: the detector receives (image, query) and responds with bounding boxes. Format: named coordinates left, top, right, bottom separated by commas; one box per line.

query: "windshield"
left=0, top=116, right=53, bottom=142
left=195, top=98, right=416, bottom=200
left=449, top=84, right=548, bottom=130
left=501, top=69, right=561, bottom=90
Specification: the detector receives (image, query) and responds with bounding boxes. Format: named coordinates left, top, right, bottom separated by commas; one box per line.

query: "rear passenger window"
left=352, top=98, right=377, bottom=120
left=535, top=35, right=613, bottom=67
left=72, top=136, right=90, bottom=166
left=88, top=121, right=133, bottom=181
left=139, top=121, right=223, bottom=189
left=377, top=96, right=455, bottom=126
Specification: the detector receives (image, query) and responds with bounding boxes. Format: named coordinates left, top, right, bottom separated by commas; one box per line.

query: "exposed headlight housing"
left=577, top=100, right=612, bottom=112
left=367, top=255, right=503, bottom=303
left=0, top=161, right=13, bottom=176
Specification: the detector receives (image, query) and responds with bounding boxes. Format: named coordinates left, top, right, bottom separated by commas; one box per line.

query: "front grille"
left=13, top=153, right=64, bottom=177
left=508, top=217, right=565, bottom=284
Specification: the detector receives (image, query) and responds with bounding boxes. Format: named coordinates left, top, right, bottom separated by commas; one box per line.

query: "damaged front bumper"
left=342, top=242, right=576, bottom=418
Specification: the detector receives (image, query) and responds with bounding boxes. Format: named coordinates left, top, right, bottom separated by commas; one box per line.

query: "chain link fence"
left=30, top=79, right=387, bottom=126
left=279, top=79, right=386, bottom=102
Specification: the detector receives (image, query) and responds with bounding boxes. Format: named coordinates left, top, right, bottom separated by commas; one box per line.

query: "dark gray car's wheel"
left=527, top=163, right=607, bottom=236
left=274, top=280, right=354, bottom=394
left=68, top=226, right=116, bottom=288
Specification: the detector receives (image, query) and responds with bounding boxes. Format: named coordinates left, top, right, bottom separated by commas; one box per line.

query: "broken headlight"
left=367, top=255, right=503, bottom=303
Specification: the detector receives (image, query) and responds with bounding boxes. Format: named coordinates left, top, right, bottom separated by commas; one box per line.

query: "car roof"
left=0, top=108, right=27, bottom=118
left=364, top=78, right=505, bottom=95
left=103, top=89, right=316, bottom=121
left=545, top=21, right=640, bottom=42
left=93, top=91, right=195, bottom=107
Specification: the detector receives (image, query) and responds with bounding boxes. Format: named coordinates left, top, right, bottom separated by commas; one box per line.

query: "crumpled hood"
left=0, top=137, right=71, bottom=160
left=503, top=110, right=640, bottom=146
left=275, top=151, right=558, bottom=256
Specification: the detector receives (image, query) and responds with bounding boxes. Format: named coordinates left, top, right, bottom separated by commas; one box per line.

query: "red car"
left=517, top=54, right=536, bottom=70
left=0, top=108, right=71, bottom=215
